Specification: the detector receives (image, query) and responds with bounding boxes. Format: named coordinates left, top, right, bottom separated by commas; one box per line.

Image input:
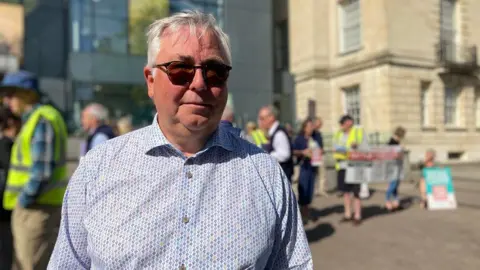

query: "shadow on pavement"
left=305, top=223, right=335, bottom=243
left=309, top=205, right=343, bottom=221
left=362, top=196, right=416, bottom=221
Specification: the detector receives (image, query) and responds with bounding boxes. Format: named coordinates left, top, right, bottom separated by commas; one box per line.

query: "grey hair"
left=221, top=106, right=234, bottom=121
left=260, top=105, right=279, bottom=119
left=84, top=103, right=109, bottom=122
left=146, top=10, right=232, bottom=67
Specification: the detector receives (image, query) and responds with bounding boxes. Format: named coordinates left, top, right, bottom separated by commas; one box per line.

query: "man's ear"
left=144, top=67, right=155, bottom=99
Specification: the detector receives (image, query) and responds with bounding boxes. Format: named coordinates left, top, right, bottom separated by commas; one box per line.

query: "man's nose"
left=190, top=67, right=206, bottom=91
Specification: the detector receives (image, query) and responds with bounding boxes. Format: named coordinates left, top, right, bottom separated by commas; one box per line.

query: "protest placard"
left=345, top=146, right=404, bottom=184
left=423, top=167, right=457, bottom=210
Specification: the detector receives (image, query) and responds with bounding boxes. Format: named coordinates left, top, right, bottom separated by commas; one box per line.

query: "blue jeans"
left=385, top=180, right=400, bottom=201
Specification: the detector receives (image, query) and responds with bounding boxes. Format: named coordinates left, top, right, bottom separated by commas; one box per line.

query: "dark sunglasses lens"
left=167, top=63, right=195, bottom=85
left=205, top=64, right=230, bottom=86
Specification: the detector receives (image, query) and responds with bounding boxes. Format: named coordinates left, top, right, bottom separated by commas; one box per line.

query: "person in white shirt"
left=258, top=105, right=294, bottom=182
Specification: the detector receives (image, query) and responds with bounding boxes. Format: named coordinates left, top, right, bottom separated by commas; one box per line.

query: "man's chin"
left=181, top=116, right=217, bottom=132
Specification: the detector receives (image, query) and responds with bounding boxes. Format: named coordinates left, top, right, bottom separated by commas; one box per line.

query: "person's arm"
left=267, top=165, right=313, bottom=269
left=270, top=130, right=292, bottom=163
left=48, top=154, right=93, bottom=269
left=18, top=118, right=55, bottom=208
left=89, top=133, right=109, bottom=149
left=292, top=136, right=310, bottom=158
left=317, top=132, right=324, bottom=151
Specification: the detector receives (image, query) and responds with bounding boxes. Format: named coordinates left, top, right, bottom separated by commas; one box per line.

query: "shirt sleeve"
left=48, top=158, right=93, bottom=269
left=19, top=118, right=55, bottom=208
left=270, top=130, right=292, bottom=163
left=292, top=136, right=305, bottom=151
left=90, top=133, right=109, bottom=149
left=268, top=165, right=313, bottom=269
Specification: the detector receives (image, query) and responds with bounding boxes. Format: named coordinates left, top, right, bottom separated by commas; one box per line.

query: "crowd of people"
left=0, top=10, right=438, bottom=270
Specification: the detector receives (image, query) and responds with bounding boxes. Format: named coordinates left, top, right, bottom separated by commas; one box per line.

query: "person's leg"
left=337, top=168, right=345, bottom=196
left=297, top=168, right=309, bottom=221
left=385, top=180, right=396, bottom=210
left=318, top=164, right=328, bottom=196
left=352, top=184, right=362, bottom=223
left=314, top=167, right=321, bottom=196
left=11, top=205, right=61, bottom=270
left=343, top=192, right=352, bottom=219
left=391, top=180, right=400, bottom=209
left=419, top=178, right=427, bottom=208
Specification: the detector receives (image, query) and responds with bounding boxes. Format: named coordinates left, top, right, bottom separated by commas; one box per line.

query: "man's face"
left=257, top=109, right=275, bottom=131
left=144, top=27, right=228, bottom=135
left=341, top=119, right=353, bottom=131
left=425, top=151, right=435, bottom=162
left=81, top=109, right=95, bottom=131
left=9, top=96, right=26, bottom=116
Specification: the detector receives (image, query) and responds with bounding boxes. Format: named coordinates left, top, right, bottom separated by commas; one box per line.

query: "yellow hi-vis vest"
left=251, top=129, right=268, bottom=147
left=333, top=126, right=364, bottom=170
left=3, top=105, right=68, bottom=210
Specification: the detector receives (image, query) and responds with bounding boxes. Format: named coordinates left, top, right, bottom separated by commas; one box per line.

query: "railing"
left=436, top=41, right=478, bottom=72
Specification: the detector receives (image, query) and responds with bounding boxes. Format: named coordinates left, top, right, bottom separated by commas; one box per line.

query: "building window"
left=444, top=87, right=458, bottom=125
left=343, top=85, right=361, bottom=125
left=338, top=0, right=361, bottom=53
left=440, top=0, right=458, bottom=61
left=71, top=0, right=129, bottom=54
left=420, top=81, right=430, bottom=127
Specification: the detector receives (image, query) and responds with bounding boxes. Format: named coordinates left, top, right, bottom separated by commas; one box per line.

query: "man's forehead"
left=161, top=27, right=222, bottom=53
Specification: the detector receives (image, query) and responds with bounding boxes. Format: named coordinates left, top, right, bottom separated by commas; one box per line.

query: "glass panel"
left=93, top=0, right=128, bottom=18
left=93, top=16, right=128, bottom=53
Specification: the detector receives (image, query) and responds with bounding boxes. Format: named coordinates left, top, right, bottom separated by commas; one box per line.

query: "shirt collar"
left=143, top=114, right=234, bottom=154
left=22, top=103, right=41, bottom=122
left=268, top=121, right=279, bottom=137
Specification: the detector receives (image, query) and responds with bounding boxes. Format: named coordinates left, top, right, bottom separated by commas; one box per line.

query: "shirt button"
left=182, top=216, right=189, bottom=224
left=186, top=172, right=193, bottom=179
left=179, top=264, right=186, bottom=270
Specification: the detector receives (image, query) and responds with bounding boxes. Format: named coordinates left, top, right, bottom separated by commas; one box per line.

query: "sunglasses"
left=153, top=61, right=232, bottom=87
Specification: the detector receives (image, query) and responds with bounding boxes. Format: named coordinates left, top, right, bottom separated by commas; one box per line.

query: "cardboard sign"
left=423, top=167, right=457, bottom=210
left=310, top=148, right=322, bottom=167
left=345, top=146, right=403, bottom=184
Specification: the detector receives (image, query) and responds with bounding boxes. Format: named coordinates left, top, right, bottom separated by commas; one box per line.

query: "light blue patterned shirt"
left=48, top=118, right=312, bottom=270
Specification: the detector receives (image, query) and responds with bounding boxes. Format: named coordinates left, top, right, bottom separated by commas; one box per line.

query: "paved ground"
left=302, top=164, right=480, bottom=270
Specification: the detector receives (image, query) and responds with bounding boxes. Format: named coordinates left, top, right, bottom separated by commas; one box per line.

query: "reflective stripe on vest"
left=3, top=105, right=68, bottom=210
left=333, top=127, right=363, bottom=170
left=251, top=130, right=268, bottom=147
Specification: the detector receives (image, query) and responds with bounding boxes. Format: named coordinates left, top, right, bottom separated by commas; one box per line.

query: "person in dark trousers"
left=385, top=126, right=407, bottom=211
left=293, top=118, right=319, bottom=223
left=0, top=107, right=21, bottom=267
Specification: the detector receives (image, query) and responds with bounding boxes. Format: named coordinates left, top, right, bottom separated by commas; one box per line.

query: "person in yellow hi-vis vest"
left=333, top=115, right=367, bottom=226
left=250, top=126, right=268, bottom=147
left=0, top=70, right=68, bottom=270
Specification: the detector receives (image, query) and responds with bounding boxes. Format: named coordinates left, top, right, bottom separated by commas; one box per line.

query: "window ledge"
left=338, top=46, right=363, bottom=57
left=445, top=126, right=467, bottom=132
left=421, top=126, right=437, bottom=131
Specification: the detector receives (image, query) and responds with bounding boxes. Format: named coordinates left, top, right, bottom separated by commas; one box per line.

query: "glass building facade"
left=68, top=0, right=224, bottom=129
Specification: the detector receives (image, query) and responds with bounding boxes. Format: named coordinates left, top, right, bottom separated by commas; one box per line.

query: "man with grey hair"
left=80, top=103, right=116, bottom=155
left=219, top=105, right=253, bottom=142
left=258, top=105, right=294, bottom=182
left=49, top=11, right=312, bottom=269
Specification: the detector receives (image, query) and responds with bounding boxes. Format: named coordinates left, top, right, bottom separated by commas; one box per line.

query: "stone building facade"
left=289, top=0, right=480, bottom=162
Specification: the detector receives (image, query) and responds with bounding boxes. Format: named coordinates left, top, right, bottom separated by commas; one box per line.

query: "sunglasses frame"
left=153, top=61, right=232, bottom=86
